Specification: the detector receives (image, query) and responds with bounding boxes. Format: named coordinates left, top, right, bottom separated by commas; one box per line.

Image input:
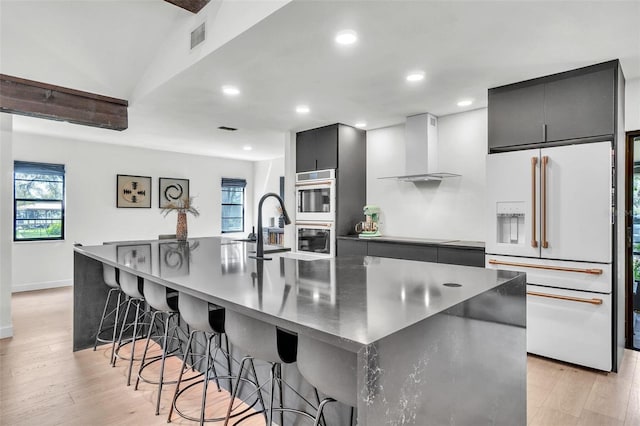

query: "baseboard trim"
left=0, top=324, right=14, bottom=339
left=12, top=279, right=72, bottom=293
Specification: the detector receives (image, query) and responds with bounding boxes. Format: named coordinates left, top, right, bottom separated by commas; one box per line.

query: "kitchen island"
left=74, top=237, right=526, bottom=425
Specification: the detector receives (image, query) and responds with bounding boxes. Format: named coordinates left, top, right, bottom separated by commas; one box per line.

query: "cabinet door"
left=296, top=130, right=317, bottom=172
left=367, top=242, right=437, bottom=262
left=437, top=247, right=484, bottom=267
left=313, top=124, right=338, bottom=170
left=540, top=142, right=612, bottom=263
left=337, top=239, right=368, bottom=257
left=488, top=83, right=545, bottom=150
left=544, top=68, right=615, bottom=142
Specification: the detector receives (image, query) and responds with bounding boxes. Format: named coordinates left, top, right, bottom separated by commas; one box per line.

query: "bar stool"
left=168, top=292, right=261, bottom=425
left=93, top=263, right=125, bottom=365
left=134, top=279, right=184, bottom=415
left=113, top=270, right=153, bottom=386
left=223, top=310, right=318, bottom=426
left=297, top=334, right=358, bottom=425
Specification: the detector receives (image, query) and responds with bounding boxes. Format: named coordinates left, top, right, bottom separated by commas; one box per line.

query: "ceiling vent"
left=217, top=126, right=237, bottom=131
left=190, top=22, right=206, bottom=50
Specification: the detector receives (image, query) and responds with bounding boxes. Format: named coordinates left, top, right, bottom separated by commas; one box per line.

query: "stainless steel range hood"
left=379, top=113, right=460, bottom=182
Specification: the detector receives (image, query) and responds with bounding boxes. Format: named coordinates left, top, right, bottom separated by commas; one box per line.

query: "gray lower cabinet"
left=337, top=239, right=368, bottom=256
left=437, top=247, right=485, bottom=267
left=337, top=238, right=485, bottom=268
left=367, top=241, right=438, bottom=262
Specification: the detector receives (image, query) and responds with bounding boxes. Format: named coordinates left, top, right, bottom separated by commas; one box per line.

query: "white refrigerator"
left=485, top=141, right=614, bottom=371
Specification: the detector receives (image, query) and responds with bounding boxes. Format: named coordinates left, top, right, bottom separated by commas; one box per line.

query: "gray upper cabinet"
left=488, top=83, right=545, bottom=149
left=488, top=61, right=618, bottom=152
left=544, top=68, right=615, bottom=142
left=295, top=124, right=338, bottom=172
left=295, top=130, right=317, bottom=173
left=314, top=125, right=339, bottom=171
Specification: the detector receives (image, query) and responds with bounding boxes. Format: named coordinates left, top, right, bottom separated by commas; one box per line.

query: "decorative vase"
left=176, top=212, right=188, bottom=241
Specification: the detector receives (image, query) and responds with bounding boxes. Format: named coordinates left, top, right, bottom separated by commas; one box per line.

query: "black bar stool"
left=223, top=310, right=320, bottom=426
left=168, top=292, right=261, bottom=425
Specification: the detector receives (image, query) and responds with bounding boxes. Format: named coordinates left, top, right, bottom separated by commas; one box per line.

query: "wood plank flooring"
left=1, top=287, right=638, bottom=425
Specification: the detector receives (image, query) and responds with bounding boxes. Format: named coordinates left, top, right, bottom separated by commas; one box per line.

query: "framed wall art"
left=116, top=174, right=151, bottom=208
left=159, top=177, right=189, bottom=208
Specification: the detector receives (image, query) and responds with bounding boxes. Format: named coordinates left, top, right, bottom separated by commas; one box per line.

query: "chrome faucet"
left=251, top=192, right=291, bottom=261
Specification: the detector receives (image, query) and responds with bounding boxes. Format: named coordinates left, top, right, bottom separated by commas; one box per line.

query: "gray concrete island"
left=74, top=237, right=526, bottom=425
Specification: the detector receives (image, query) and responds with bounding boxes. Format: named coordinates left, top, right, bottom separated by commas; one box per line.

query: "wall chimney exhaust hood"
left=379, top=113, right=460, bottom=182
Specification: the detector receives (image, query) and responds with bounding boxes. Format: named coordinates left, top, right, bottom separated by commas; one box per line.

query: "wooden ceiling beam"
left=164, top=0, right=210, bottom=14
left=0, top=74, right=128, bottom=131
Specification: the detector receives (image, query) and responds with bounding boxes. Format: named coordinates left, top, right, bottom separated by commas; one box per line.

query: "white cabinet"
left=486, top=141, right=612, bottom=263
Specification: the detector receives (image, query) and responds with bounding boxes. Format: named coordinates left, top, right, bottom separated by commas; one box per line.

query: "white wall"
left=626, top=78, right=640, bottom=131
left=252, top=157, right=285, bottom=230
left=11, top=132, right=255, bottom=292
left=0, top=115, right=14, bottom=338
left=367, top=108, right=487, bottom=241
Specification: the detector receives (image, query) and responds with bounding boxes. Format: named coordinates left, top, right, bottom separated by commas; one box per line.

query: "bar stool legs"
left=168, top=330, right=262, bottom=425
left=93, top=286, right=124, bottom=366
left=224, top=359, right=322, bottom=426
left=134, top=310, right=185, bottom=415
left=113, top=296, right=149, bottom=386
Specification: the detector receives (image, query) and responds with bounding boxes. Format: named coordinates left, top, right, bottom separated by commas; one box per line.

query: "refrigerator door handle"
left=541, top=155, right=549, bottom=248
left=527, top=290, right=603, bottom=306
left=531, top=157, right=538, bottom=248
left=487, top=259, right=603, bottom=275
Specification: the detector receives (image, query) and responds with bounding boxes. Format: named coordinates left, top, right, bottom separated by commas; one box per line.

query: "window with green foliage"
left=14, top=161, right=65, bottom=241
left=221, top=178, right=246, bottom=233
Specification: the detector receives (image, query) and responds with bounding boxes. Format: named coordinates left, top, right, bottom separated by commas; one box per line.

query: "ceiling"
left=1, top=0, right=639, bottom=161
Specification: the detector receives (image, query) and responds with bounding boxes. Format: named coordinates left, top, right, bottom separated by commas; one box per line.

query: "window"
left=221, top=178, right=246, bottom=233
left=14, top=161, right=65, bottom=241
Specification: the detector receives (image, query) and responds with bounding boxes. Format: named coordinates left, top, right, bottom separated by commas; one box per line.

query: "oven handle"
left=296, top=222, right=333, bottom=228
left=295, top=180, right=334, bottom=187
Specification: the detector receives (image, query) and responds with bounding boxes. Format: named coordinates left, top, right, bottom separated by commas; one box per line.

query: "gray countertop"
left=75, top=237, right=516, bottom=352
left=337, top=234, right=485, bottom=249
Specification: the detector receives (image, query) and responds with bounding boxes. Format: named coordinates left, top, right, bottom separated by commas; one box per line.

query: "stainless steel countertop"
left=75, top=237, right=518, bottom=352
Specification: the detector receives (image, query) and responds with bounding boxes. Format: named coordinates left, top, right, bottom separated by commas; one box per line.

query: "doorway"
left=627, top=130, right=640, bottom=350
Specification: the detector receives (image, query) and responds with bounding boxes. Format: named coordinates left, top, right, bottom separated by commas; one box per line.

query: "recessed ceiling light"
left=457, top=99, right=473, bottom=107
left=406, top=71, right=425, bottom=82
left=222, top=85, right=240, bottom=96
left=242, top=146, right=252, bottom=151
left=296, top=105, right=310, bottom=114
left=355, top=122, right=367, bottom=128
left=335, top=29, right=358, bottom=45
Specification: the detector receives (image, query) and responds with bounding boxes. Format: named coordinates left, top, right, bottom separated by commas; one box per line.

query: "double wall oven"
left=295, top=169, right=335, bottom=257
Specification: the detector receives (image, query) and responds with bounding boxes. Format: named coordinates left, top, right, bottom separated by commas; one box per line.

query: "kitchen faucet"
left=251, top=192, right=291, bottom=260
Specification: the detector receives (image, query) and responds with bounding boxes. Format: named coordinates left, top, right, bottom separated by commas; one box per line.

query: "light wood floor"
left=1, top=287, right=638, bottom=425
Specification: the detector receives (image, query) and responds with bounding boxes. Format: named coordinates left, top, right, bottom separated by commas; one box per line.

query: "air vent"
left=218, top=126, right=237, bottom=131
left=430, top=116, right=436, bottom=127
left=190, top=22, right=206, bottom=49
